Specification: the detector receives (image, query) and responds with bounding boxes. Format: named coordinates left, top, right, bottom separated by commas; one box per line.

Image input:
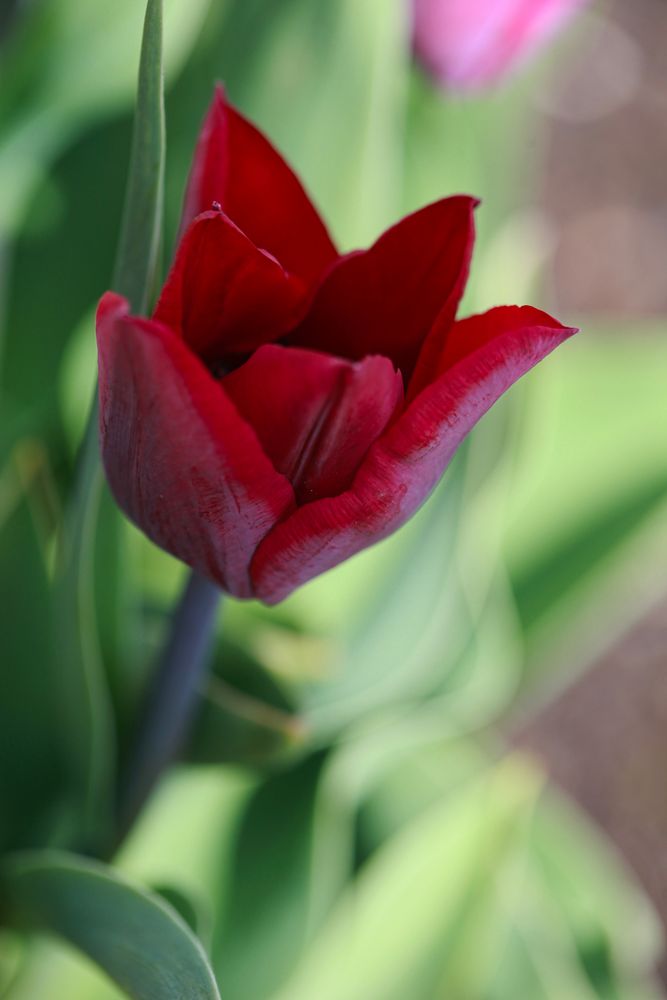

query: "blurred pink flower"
left=413, top=0, right=589, bottom=91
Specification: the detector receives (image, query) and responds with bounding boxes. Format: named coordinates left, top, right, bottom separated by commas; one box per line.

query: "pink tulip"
left=413, top=0, right=589, bottom=91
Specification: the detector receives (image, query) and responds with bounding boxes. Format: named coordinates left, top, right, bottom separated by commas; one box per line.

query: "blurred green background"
left=1, top=1, right=666, bottom=997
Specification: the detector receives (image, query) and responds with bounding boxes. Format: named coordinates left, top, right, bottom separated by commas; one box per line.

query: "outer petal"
left=222, top=344, right=403, bottom=504
left=96, top=292, right=295, bottom=598
left=153, top=210, right=307, bottom=366
left=287, top=196, right=476, bottom=380
left=251, top=306, right=576, bottom=603
left=413, top=0, right=588, bottom=91
left=180, top=85, right=338, bottom=285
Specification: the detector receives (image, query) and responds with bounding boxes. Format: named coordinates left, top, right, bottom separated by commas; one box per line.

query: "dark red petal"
left=288, top=196, right=476, bottom=379
left=222, top=344, right=403, bottom=505
left=435, top=304, right=565, bottom=375
left=153, top=210, right=307, bottom=365
left=251, top=307, right=576, bottom=603
left=96, top=292, right=294, bottom=598
left=409, top=303, right=565, bottom=399
left=180, top=84, right=338, bottom=285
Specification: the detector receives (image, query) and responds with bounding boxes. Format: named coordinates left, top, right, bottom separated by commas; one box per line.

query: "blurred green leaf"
left=0, top=0, right=21, bottom=47
left=0, top=443, right=63, bottom=851
left=271, top=760, right=541, bottom=1000
left=302, top=723, right=489, bottom=939
left=53, top=0, right=167, bottom=850
left=293, top=460, right=468, bottom=736
left=513, top=470, right=667, bottom=634
left=193, top=630, right=309, bottom=767
left=502, top=331, right=667, bottom=683
left=0, top=929, right=23, bottom=995
left=211, top=755, right=324, bottom=999
left=188, top=677, right=308, bottom=768
left=53, top=454, right=115, bottom=848
left=152, top=884, right=210, bottom=949
left=0, top=850, right=221, bottom=1000
left=355, top=736, right=489, bottom=859
left=0, top=0, right=209, bottom=237
left=117, top=767, right=255, bottom=932
left=272, top=755, right=661, bottom=1000
left=530, top=794, right=662, bottom=996
left=0, top=936, right=124, bottom=1000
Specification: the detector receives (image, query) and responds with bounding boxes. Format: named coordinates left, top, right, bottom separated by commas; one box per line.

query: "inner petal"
left=222, top=344, right=404, bottom=504
left=153, top=211, right=307, bottom=369
left=181, top=86, right=339, bottom=285
left=287, top=196, right=476, bottom=381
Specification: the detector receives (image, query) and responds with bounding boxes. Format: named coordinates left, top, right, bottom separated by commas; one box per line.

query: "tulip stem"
left=115, top=571, right=222, bottom=846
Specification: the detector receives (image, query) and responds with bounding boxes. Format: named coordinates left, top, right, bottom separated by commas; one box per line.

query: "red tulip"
left=413, top=0, right=588, bottom=91
left=96, top=87, right=575, bottom=604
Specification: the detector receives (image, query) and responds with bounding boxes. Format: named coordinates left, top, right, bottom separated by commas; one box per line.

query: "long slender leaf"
left=54, top=0, right=165, bottom=848
left=112, top=0, right=165, bottom=312
left=0, top=851, right=221, bottom=1000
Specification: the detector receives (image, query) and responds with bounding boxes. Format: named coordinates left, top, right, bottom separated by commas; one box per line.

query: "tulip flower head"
left=413, top=0, right=589, bottom=91
left=96, top=86, right=575, bottom=604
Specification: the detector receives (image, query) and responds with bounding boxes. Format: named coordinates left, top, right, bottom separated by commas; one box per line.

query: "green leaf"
left=271, top=759, right=541, bottom=1000
left=152, top=885, right=204, bottom=939
left=512, top=470, right=667, bottom=634
left=293, top=459, right=469, bottom=737
left=112, top=0, right=165, bottom=312
left=53, top=0, right=166, bottom=850
left=502, top=331, right=667, bottom=682
left=531, top=794, right=662, bottom=994
left=272, top=750, right=662, bottom=1000
left=0, top=0, right=209, bottom=237
left=0, top=851, right=221, bottom=1000
left=211, top=755, right=323, bottom=999
left=53, top=448, right=115, bottom=848
left=0, top=929, right=23, bottom=996
left=188, top=676, right=308, bottom=768
left=0, top=444, right=63, bottom=851
left=116, top=767, right=255, bottom=942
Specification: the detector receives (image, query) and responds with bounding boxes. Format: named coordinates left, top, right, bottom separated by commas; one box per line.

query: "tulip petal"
left=96, top=292, right=295, bottom=598
left=251, top=306, right=576, bottom=603
left=180, top=85, right=338, bottom=285
left=288, top=196, right=476, bottom=380
left=153, top=210, right=307, bottom=366
left=222, top=344, right=403, bottom=505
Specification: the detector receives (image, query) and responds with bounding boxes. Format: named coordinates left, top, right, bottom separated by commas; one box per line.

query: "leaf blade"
left=112, top=0, right=165, bottom=312
left=1, top=851, right=221, bottom=1000
left=54, top=0, right=166, bottom=849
